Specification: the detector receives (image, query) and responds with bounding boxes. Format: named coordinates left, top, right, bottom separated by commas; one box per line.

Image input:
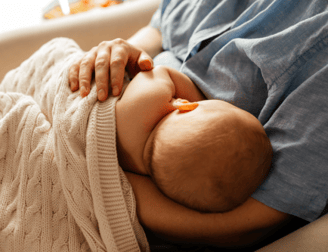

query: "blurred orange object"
left=101, top=0, right=121, bottom=7
left=43, top=0, right=123, bottom=19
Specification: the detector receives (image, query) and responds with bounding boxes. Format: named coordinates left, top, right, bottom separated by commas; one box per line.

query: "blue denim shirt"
left=151, top=0, right=328, bottom=222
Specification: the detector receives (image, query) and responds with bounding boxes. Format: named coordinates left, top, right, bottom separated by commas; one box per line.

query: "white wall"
left=0, top=0, right=49, bottom=34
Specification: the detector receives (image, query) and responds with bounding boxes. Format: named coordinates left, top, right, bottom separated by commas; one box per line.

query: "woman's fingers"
left=126, top=48, right=153, bottom=78
left=109, top=40, right=130, bottom=97
left=69, top=39, right=154, bottom=101
left=69, top=58, right=81, bottom=92
left=138, top=53, right=153, bottom=71
left=95, top=42, right=111, bottom=101
left=79, top=47, right=97, bottom=97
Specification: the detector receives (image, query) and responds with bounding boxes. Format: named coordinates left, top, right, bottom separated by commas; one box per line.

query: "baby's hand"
left=69, top=39, right=153, bottom=101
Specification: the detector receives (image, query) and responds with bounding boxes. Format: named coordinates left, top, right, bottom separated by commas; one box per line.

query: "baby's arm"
left=163, top=66, right=206, bottom=102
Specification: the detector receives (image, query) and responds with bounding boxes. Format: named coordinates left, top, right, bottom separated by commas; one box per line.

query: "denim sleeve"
left=150, top=0, right=171, bottom=31
left=252, top=39, right=328, bottom=222
left=177, top=0, right=328, bottom=222
left=155, top=0, right=328, bottom=222
left=150, top=8, right=161, bottom=30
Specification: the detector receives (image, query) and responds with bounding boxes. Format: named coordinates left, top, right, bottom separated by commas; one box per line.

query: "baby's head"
left=115, top=66, right=272, bottom=212
left=147, top=99, right=272, bottom=213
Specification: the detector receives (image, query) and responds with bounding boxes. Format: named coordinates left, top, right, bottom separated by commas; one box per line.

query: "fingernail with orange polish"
left=140, top=59, right=153, bottom=70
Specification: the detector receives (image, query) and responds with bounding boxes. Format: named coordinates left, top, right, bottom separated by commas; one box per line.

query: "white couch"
left=1, top=1, right=328, bottom=251
left=0, top=0, right=160, bottom=82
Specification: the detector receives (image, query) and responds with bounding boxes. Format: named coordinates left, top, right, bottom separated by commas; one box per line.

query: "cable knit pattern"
left=0, top=38, right=149, bottom=252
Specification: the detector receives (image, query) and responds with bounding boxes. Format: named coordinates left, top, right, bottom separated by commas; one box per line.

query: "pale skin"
left=116, top=67, right=272, bottom=214
left=115, top=65, right=206, bottom=176
left=69, top=26, right=162, bottom=100
left=69, top=25, right=293, bottom=248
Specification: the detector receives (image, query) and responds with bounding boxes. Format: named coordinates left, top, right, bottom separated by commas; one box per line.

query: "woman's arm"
left=125, top=171, right=292, bottom=248
left=127, top=25, right=163, bottom=59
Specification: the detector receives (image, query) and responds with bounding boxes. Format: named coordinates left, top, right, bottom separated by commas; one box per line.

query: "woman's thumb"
left=138, top=53, right=153, bottom=71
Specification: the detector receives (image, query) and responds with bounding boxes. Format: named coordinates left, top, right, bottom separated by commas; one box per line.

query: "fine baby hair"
left=149, top=100, right=272, bottom=213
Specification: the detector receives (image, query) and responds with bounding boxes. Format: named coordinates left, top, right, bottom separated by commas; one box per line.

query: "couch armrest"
left=0, top=0, right=160, bottom=82
left=257, top=214, right=328, bottom=252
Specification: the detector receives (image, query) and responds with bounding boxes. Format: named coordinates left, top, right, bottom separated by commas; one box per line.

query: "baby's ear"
left=173, top=99, right=199, bottom=113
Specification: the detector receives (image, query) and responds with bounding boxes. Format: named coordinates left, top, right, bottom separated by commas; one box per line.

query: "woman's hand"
left=69, top=39, right=153, bottom=101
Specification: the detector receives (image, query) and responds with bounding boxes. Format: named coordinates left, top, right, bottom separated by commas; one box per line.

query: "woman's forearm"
left=127, top=25, right=163, bottom=58
left=124, top=172, right=292, bottom=248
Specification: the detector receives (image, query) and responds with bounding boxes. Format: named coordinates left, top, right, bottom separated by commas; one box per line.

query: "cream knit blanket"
left=0, top=38, right=149, bottom=252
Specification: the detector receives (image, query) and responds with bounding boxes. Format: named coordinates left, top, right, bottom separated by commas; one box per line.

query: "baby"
left=115, top=65, right=273, bottom=213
